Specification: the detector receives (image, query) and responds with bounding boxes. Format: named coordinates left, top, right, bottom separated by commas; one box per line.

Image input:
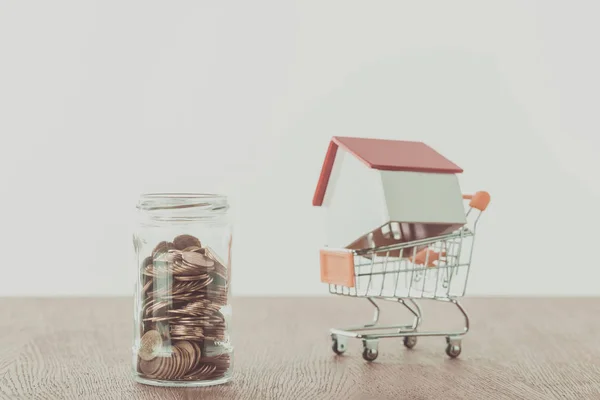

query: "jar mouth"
left=137, top=193, right=228, bottom=213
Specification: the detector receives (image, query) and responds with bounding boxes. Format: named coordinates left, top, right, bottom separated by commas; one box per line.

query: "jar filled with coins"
left=132, top=194, right=233, bottom=387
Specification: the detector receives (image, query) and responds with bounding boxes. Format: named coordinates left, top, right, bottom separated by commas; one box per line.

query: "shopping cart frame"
left=321, top=192, right=490, bottom=362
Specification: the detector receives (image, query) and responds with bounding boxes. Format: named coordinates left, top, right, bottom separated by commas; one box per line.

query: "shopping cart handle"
left=463, top=191, right=491, bottom=211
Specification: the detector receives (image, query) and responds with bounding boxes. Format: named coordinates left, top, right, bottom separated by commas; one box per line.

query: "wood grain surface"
left=0, top=297, right=599, bottom=400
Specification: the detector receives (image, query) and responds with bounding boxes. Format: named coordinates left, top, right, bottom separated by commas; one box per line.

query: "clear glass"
left=132, top=193, right=233, bottom=387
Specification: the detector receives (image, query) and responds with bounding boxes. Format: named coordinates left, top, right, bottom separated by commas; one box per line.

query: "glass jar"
left=132, top=193, right=233, bottom=387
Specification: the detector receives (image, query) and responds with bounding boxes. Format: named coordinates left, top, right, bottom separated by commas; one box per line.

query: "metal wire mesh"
left=329, top=229, right=474, bottom=299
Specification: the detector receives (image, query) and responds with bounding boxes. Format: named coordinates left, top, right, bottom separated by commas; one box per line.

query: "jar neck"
left=137, top=193, right=229, bottom=224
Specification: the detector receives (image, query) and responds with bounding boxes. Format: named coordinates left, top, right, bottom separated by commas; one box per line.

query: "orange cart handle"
left=463, top=191, right=491, bottom=211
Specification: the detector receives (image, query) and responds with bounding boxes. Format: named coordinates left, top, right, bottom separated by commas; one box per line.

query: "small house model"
left=313, top=136, right=466, bottom=255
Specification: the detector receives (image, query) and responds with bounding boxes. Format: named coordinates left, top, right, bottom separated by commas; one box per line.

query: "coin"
left=152, top=241, right=176, bottom=257
left=182, top=252, right=215, bottom=268
left=182, top=246, right=202, bottom=253
left=186, top=363, right=217, bottom=380
left=173, top=234, right=202, bottom=250
left=143, top=315, right=176, bottom=323
left=145, top=300, right=170, bottom=316
left=180, top=344, right=194, bottom=378
left=173, top=274, right=210, bottom=282
left=143, top=263, right=170, bottom=277
left=149, top=279, right=212, bottom=297
left=142, top=280, right=153, bottom=294
left=170, top=345, right=184, bottom=380
left=138, top=330, right=163, bottom=361
left=163, top=293, right=208, bottom=303
left=176, top=341, right=197, bottom=373
left=158, top=352, right=174, bottom=380
left=190, top=341, right=203, bottom=370
left=199, top=354, right=230, bottom=379
left=142, top=256, right=153, bottom=268
left=139, top=354, right=162, bottom=376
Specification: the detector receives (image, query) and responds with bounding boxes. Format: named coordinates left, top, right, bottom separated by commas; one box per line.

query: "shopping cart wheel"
left=362, top=341, right=379, bottom=362
left=445, top=341, right=462, bottom=358
left=362, top=348, right=378, bottom=362
left=331, top=337, right=346, bottom=355
left=403, top=336, right=417, bottom=349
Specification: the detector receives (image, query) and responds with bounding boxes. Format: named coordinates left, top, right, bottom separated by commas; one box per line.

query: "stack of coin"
left=136, top=234, right=231, bottom=382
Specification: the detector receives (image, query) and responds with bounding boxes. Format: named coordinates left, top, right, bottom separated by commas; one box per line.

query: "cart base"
left=329, top=297, right=469, bottom=361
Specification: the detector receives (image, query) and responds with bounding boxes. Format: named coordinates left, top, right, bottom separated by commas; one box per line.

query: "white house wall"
left=322, top=150, right=388, bottom=248
left=379, top=171, right=466, bottom=224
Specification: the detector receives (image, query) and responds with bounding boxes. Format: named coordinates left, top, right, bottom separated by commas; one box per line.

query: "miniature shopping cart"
left=319, top=192, right=490, bottom=361
left=313, top=137, right=491, bottom=361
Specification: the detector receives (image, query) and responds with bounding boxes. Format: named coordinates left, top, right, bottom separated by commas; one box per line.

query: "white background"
left=1, top=1, right=599, bottom=296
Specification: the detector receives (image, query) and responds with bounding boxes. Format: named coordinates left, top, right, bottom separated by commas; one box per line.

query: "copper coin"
left=177, top=347, right=189, bottom=380
left=150, top=279, right=211, bottom=298
left=144, top=264, right=170, bottom=277
left=162, top=294, right=207, bottom=303
left=197, top=363, right=218, bottom=378
left=168, top=300, right=216, bottom=314
left=173, top=234, right=202, bottom=250
left=167, top=347, right=182, bottom=380
left=182, top=252, right=214, bottom=268
left=172, top=325, right=205, bottom=335
left=138, top=330, right=163, bottom=361
left=142, top=280, right=153, bottom=294
left=147, top=356, right=163, bottom=379
left=143, top=298, right=167, bottom=316
left=180, top=344, right=193, bottom=378
left=169, top=261, right=195, bottom=273
left=178, top=263, right=215, bottom=275
left=152, top=241, right=176, bottom=257
left=168, top=346, right=181, bottom=380
left=176, top=310, right=223, bottom=319
left=142, top=256, right=153, bottom=268
left=143, top=315, right=176, bottom=323
left=190, top=341, right=203, bottom=370
left=171, top=260, right=213, bottom=276
left=179, top=278, right=213, bottom=291
left=204, top=354, right=231, bottom=371
left=172, top=317, right=222, bottom=326
left=171, top=330, right=205, bottom=341
left=152, top=241, right=169, bottom=256
left=160, top=251, right=179, bottom=264
left=174, top=274, right=212, bottom=282
left=169, top=336, right=202, bottom=341
left=157, top=353, right=173, bottom=380
left=203, top=354, right=231, bottom=378
left=139, top=354, right=162, bottom=376
left=187, top=363, right=217, bottom=380
left=145, top=301, right=170, bottom=316
left=142, top=299, right=154, bottom=316
left=176, top=341, right=197, bottom=373
left=182, top=246, right=202, bottom=253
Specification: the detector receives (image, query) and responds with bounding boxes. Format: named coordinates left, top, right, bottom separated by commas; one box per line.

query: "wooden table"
left=0, top=297, right=598, bottom=399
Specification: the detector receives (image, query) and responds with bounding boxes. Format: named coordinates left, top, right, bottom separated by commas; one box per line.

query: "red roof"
left=313, top=136, right=463, bottom=206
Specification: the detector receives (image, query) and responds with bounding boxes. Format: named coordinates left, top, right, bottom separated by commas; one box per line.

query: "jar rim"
left=137, top=193, right=228, bottom=212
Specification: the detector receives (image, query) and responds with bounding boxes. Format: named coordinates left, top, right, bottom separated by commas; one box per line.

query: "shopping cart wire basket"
left=320, top=191, right=491, bottom=361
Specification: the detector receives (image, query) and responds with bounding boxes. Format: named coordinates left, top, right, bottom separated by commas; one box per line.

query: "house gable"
left=323, top=150, right=388, bottom=248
